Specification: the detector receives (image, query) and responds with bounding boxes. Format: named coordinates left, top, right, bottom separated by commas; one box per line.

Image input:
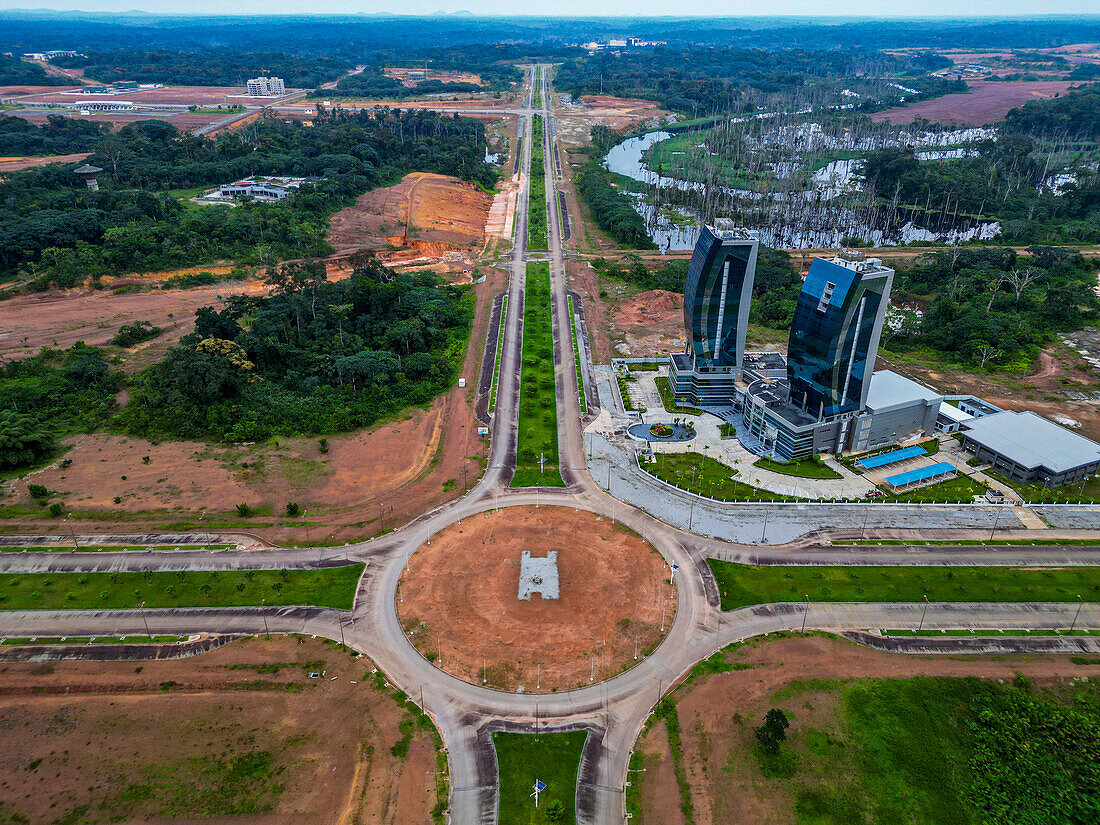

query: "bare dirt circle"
left=396, top=506, right=677, bottom=692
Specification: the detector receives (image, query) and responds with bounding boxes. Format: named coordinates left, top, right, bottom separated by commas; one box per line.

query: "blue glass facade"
left=787, top=258, right=893, bottom=419
left=683, top=226, right=757, bottom=369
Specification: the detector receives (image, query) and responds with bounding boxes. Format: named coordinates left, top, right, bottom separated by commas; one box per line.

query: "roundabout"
left=395, top=506, right=677, bottom=692
left=627, top=421, right=696, bottom=442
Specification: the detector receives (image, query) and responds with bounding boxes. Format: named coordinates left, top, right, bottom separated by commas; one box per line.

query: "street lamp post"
left=1070, top=594, right=1084, bottom=632
left=918, top=594, right=930, bottom=633
left=139, top=601, right=151, bottom=638
left=801, top=594, right=810, bottom=633
left=261, top=598, right=269, bottom=635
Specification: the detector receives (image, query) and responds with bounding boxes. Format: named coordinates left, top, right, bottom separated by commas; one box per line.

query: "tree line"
left=0, top=107, right=496, bottom=288
left=888, top=246, right=1100, bottom=370
left=121, top=253, right=470, bottom=443
left=0, top=53, right=74, bottom=87
left=0, top=114, right=109, bottom=157
left=52, top=49, right=352, bottom=88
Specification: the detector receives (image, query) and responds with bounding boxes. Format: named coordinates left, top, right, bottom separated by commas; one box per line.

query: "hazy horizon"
left=3, top=3, right=1100, bottom=19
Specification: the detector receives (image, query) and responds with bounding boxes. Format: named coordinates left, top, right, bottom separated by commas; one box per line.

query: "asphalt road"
left=3, top=65, right=1100, bottom=825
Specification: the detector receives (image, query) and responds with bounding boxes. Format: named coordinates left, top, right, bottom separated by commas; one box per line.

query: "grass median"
left=493, top=730, right=587, bottom=825
left=512, top=262, right=564, bottom=487
left=707, top=559, right=1100, bottom=611
left=528, top=114, right=548, bottom=249
left=0, top=565, right=364, bottom=611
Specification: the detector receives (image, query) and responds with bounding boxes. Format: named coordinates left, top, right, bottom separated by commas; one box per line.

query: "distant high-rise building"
left=786, top=253, right=893, bottom=419
left=246, top=76, right=286, bottom=97
left=668, top=222, right=758, bottom=405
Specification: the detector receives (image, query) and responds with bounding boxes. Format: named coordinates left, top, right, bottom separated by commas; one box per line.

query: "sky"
left=2, top=1, right=1099, bottom=17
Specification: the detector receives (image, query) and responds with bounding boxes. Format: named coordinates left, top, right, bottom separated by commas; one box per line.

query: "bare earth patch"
left=870, top=80, right=1082, bottom=126
left=327, top=171, right=492, bottom=260
left=397, top=506, right=676, bottom=691
left=0, top=636, right=438, bottom=825
left=635, top=635, right=1100, bottom=825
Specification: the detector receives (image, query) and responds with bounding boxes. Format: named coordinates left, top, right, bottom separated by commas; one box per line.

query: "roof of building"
left=865, top=370, right=942, bottom=411
left=937, top=402, right=974, bottom=424
left=856, top=444, right=926, bottom=470
left=884, top=461, right=957, bottom=489
left=961, top=410, right=1100, bottom=473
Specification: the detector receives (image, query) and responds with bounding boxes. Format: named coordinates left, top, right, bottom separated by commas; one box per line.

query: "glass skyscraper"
left=668, top=223, right=759, bottom=406
left=786, top=256, right=893, bottom=419
left=682, top=222, right=758, bottom=369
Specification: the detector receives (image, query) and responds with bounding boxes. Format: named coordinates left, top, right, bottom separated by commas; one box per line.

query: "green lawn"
left=987, top=469, right=1100, bottom=504
left=755, top=455, right=842, bottom=480
left=528, top=115, right=548, bottom=249
left=493, top=730, right=587, bottom=825
left=654, top=376, right=704, bottom=416
left=567, top=296, right=587, bottom=414
left=489, top=296, right=508, bottom=414
left=706, top=559, right=1100, bottom=611
left=818, top=677, right=1100, bottom=825
left=647, top=452, right=803, bottom=502
left=512, top=263, right=564, bottom=487
left=647, top=451, right=985, bottom=503
left=0, top=565, right=363, bottom=611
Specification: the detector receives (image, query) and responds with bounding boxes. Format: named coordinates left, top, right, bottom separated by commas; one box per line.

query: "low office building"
left=741, top=369, right=941, bottom=460
left=855, top=370, right=941, bottom=451
left=204, top=176, right=319, bottom=202
left=959, top=410, right=1100, bottom=487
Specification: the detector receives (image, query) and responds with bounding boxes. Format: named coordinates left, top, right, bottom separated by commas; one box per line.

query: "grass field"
left=493, top=730, right=587, bottom=825
left=2, top=634, right=189, bottom=644
left=647, top=453, right=803, bottom=502
left=654, top=376, right=704, bottom=416
left=0, top=565, right=364, bottom=611
left=706, top=559, right=1100, bottom=611
left=489, top=296, right=508, bottom=414
left=568, top=296, right=587, bottom=414
left=528, top=115, right=548, bottom=249
left=647, top=451, right=986, bottom=503
left=815, top=677, right=1100, bottom=825
left=755, top=455, right=843, bottom=480
left=512, top=263, right=564, bottom=487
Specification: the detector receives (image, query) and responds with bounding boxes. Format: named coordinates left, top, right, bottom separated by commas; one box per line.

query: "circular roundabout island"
left=396, top=506, right=677, bottom=692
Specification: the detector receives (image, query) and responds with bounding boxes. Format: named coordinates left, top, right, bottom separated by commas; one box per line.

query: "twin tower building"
left=669, top=221, right=941, bottom=460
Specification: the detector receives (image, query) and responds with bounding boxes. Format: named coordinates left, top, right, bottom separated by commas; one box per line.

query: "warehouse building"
left=959, top=411, right=1100, bottom=487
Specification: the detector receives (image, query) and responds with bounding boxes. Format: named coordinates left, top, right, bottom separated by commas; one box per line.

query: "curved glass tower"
left=787, top=256, right=893, bottom=419
left=683, top=223, right=758, bottom=368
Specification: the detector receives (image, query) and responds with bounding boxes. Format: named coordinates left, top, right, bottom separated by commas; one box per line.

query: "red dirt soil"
left=609, top=289, right=685, bottom=358
left=11, top=109, right=230, bottom=132
left=1, top=265, right=504, bottom=545
left=397, top=507, right=677, bottom=692
left=871, top=80, right=1082, bottom=126
left=327, top=171, right=492, bottom=257
left=0, top=636, right=438, bottom=825
left=385, top=67, right=482, bottom=86
left=635, top=635, right=1100, bottom=825
left=0, top=152, right=89, bottom=173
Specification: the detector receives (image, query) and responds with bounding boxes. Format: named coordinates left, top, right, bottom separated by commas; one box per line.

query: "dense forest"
left=0, top=53, right=73, bottom=86
left=5, top=12, right=1100, bottom=54
left=51, top=49, right=352, bottom=88
left=0, top=115, right=109, bottom=156
left=320, top=70, right=483, bottom=100
left=859, top=86, right=1100, bottom=245
left=555, top=48, right=957, bottom=115
left=121, top=254, right=470, bottom=442
left=576, top=125, right=655, bottom=249
left=889, top=247, right=1100, bottom=370
left=0, top=107, right=495, bottom=287
left=1002, top=83, right=1100, bottom=141
left=0, top=343, right=122, bottom=470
